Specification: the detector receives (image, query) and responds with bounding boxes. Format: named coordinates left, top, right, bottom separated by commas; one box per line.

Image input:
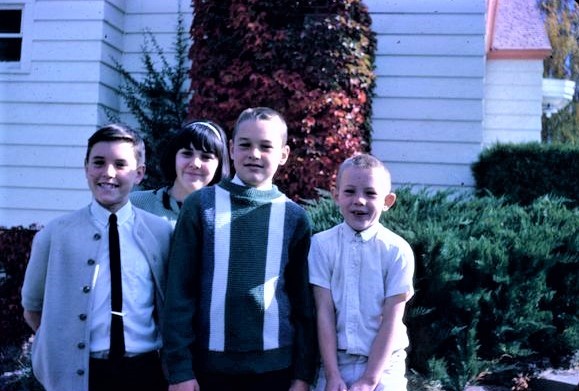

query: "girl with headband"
left=131, top=120, right=231, bottom=226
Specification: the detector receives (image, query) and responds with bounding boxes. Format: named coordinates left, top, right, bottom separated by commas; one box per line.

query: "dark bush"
left=471, top=142, right=579, bottom=207
left=0, top=226, right=39, bottom=347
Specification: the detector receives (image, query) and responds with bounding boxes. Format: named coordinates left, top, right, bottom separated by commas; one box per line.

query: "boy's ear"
left=383, top=192, right=397, bottom=211
left=279, top=144, right=290, bottom=166
left=134, top=165, right=146, bottom=185
left=229, top=139, right=235, bottom=160
left=332, top=186, right=339, bottom=202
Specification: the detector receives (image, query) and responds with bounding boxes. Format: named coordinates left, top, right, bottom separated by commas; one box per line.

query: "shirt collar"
left=90, top=201, right=133, bottom=227
left=232, top=174, right=273, bottom=191
left=342, top=221, right=380, bottom=242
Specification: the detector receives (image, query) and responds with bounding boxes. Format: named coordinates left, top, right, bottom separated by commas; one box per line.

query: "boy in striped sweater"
left=163, top=107, right=317, bottom=391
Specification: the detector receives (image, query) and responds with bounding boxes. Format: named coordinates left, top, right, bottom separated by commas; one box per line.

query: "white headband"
left=196, top=121, right=222, bottom=142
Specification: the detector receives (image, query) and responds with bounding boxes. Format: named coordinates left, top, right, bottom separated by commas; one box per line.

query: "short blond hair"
left=233, top=107, right=288, bottom=145
left=336, top=153, right=391, bottom=190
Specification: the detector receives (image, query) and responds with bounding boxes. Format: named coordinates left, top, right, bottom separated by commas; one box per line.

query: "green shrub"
left=3, top=190, right=578, bottom=390
left=471, top=143, right=579, bottom=207
left=306, top=188, right=579, bottom=390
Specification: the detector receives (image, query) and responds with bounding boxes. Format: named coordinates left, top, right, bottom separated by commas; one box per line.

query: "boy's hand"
left=348, top=378, right=376, bottom=391
left=325, top=376, right=348, bottom=391
left=169, top=379, right=200, bottom=391
left=289, top=379, right=309, bottom=391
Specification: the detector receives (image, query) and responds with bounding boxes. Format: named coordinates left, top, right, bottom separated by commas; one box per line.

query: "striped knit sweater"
left=163, top=179, right=317, bottom=384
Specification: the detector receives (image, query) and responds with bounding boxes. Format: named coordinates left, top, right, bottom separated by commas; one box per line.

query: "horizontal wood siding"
left=0, top=0, right=125, bottom=227
left=0, top=0, right=192, bottom=227
left=367, top=0, right=486, bottom=189
left=0, top=0, right=506, bottom=227
left=483, top=59, right=544, bottom=145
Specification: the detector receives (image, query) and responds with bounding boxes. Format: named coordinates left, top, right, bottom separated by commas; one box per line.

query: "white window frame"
left=0, top=0, right=33, bottom=73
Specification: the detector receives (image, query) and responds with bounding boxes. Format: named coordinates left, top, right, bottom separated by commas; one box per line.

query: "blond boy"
left=309, top=154, right=414, bottom=391
left=163, top=107, right=317, bottom=391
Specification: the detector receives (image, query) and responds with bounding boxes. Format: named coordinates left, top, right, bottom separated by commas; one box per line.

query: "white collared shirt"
left=89, top=201, right=161, bottom=354
left=309, top=222, right=414, bottom=356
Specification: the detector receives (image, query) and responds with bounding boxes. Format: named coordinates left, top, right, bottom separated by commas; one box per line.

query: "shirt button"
left=82, top=286, right=90, bottom=293
left=77, top=342, right=86, bottom=349
left=77, top=369, right=85, bottom=376
left=87, top=259, right=95, bottom=265
left=79, top=313, right=87, bottom=321
left=93, top=233, right=101, bottom=240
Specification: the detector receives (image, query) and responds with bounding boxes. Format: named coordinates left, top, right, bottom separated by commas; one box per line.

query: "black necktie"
left=108, top=213, right=125, bottom=359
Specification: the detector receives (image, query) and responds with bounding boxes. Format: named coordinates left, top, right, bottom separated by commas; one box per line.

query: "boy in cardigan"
left=21, top=124, right=173, bottom=391
left=309, top=154, right=414, bottom=391
left=163, top=107, right=317, bottom=391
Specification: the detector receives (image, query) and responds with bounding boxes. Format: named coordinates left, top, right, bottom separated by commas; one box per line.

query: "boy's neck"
left=345, top=221, right=380, bottom=236
left=232, top=175, right=273, bottom=190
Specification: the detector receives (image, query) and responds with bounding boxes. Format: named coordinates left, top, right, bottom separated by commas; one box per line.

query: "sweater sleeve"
left=162, top=197, right=201, bottom=384
left=21, top=227, right=51, bottom=312
left=285, top=211, right=319, bottom=384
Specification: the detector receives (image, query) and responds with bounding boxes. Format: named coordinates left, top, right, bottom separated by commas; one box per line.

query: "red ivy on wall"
left=188, top=0, right=376, bottom=200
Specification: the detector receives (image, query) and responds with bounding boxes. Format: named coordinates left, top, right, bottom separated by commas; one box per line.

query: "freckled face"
left=229, top=119, right=289, bottom=188
left=85, top=141, right=144, bottom=213
left=334, top=166, right=396, bottom=232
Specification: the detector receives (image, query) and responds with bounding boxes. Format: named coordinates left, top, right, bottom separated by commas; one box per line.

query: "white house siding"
left=366, top=0, right=486, bottom=190
left=2, top=1, right=520, bottom=227
left=483, top=59, right=544, bottom=146
left=0, top=0, right=190, bottom=227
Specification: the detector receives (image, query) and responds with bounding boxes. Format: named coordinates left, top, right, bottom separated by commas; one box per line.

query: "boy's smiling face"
left=229, top=118, right=289, bottom=188
left=334, top=166, right=396, bottom=232
left=85, top=140, right=145, bottom=213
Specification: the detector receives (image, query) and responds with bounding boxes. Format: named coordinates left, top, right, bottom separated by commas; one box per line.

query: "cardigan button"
left=79, top=313, right=87, bottom=321
left=82, top=286, right=91, bottom=293
left=77, top=342, right=86, bottom=349
left=93, top=233, right=101, bottom=240
left=87, top=259, right=96, bottom=265
left=76, top=369, right=85, bottom=376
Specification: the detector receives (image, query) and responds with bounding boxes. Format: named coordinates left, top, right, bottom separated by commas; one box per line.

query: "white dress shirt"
left=89, top=201, right=161, bottom=355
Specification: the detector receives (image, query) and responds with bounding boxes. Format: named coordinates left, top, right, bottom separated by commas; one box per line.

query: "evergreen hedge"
left=2, top=190, right=577, bottom=390
left=472, top=143, right=579, bottom=207
left=306, top=188, right=579, bottom=391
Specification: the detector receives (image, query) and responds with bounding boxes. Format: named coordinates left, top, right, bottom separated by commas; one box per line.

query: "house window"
left=0, top=9, right=23, bottom=62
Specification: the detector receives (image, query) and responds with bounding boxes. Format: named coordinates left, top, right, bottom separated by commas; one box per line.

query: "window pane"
left=0, top=38, right=22, bottom=61
left=0, top=10, right=22, bottom=33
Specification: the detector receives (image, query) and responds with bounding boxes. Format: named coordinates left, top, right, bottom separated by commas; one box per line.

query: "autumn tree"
left=541, top=0, right=579, bottom=144
left=187, top=0, right=376, bottom=200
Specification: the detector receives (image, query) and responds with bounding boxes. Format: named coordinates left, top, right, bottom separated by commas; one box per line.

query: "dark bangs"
left=159, top=121, right=230, bottom=184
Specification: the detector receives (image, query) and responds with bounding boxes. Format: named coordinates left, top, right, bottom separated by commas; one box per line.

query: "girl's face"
left=172, top=145, right=219, bottom=199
